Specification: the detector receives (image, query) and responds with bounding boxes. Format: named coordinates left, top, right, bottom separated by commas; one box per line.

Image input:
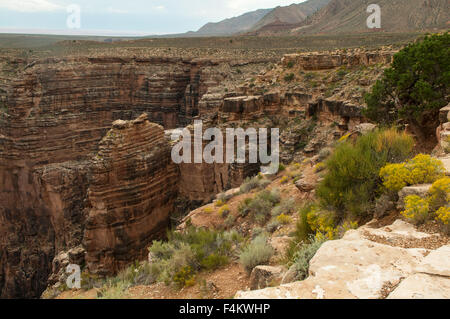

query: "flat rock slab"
left=416, top=245, right=450, bottom=277
left=235, top=220, right=449, bottom=299
left=387, top=274, right=450, bottom=299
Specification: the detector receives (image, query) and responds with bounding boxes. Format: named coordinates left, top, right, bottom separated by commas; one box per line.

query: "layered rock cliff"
left=0, top=54, right=270, bottom=298
left=84, top=115, right=178, bottom=275
left=0, top=49, right=396, bottom=298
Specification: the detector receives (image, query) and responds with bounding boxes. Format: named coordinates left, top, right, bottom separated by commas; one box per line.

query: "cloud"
left=0, top=0, right=64, bottom=12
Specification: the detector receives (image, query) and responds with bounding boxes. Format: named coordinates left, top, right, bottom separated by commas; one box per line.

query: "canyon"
left=0, top=47, right=396, bottom=298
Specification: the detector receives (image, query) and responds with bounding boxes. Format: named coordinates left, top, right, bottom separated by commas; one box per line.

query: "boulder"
left=397, top=184, right=432, bottom=210
left=387, top=274, right=450, bottom=299
left=216, top=187, right=240, bottom=201
left=281, top=265, right=298, bottom=285
left=354, top=123, right=377, bottom=135
left=373, top=195, right=395, bottom=219
left=270, top=236, right=291, bottom=256
left=68, top=246, right=85, bottom=265
left=439, top=104, right=450, bottom=124
left=249, top=266, right=286, bottom=290
left=295, top=178, right=317, bottom=192
left=436, top=156, right=450, bottom=176
left=112, top=119, right=128, bottom=130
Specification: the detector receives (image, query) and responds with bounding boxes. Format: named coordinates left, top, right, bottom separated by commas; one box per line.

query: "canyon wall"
left=0, top=55, right=267, bottom=298
left=84, top=115, right=178, bottom=275
left=0, top=50, right=388, bottom=298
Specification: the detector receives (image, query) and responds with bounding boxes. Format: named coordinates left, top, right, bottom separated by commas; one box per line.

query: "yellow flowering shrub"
left=276, top=213, right=292, bottom=225
left=401, top=195, right=430, bottom=225
left=215, top=199, right=225, bottom=207
left=380, top=154, right=445, bottom=193
left=428, top=177, right=450, bottom=210
left=435, top=206, right=450, bottom=234
left=379, top=163, right=411, bottom=192
left=280, top=176, right=289, bottom=184
left=339, top=221, right=359, bottom=234
left=307, top=209, right=337, bottom=240
left=436, top=206, right=449, bottom=225
left=203, top=206, right=214, bottom=214
left=408, top=154, right=445, bottom=184
left=339, top=133, right=351, bottom=142
left=173, top=266, right=196, bottom=288
left=314, top=162, right=326, bottom=173
left=218, top=205, right=230, bottom=218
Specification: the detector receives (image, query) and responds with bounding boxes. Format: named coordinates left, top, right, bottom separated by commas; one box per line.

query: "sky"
left=0, top=0, right=302, bottom=36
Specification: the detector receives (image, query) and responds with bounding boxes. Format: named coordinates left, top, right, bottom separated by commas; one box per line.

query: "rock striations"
left=84, top=114, right=178, bottom=275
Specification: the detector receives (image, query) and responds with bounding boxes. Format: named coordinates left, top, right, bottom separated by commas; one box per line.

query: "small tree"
left=364, top=33, right=450, bottom=137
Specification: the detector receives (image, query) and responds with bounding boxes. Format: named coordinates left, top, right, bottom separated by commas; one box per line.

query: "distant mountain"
left=292, top=0, right=450, bottom=34
left=188, top=8, right=272, bottom=36
left=151, top=0, right=449, bottom=38
left=248, top=0, right=332, bottom=35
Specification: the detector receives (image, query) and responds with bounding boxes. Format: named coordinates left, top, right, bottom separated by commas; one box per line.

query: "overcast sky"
left=0, top=0, right=302, bottom=36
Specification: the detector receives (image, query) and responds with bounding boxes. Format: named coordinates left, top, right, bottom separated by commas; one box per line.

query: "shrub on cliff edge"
left=364, top=33, right=449, bottom=136
left=316, top=128, right=414, bottom=218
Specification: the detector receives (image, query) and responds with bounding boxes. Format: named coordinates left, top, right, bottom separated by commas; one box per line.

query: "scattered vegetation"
left=436, top=207, right=450, bottom=234
left=276, top=213, right=292, bottom=225
left=380, top=154, right=445, bottom=193
left=291, top=237, right=326, bottom=281
left=203, top=206, right=214, bottom=214
left=240, top=175, right=271, bottom=193
left=428, top=177, right=450, bottom=210
left=271, top=198, right=296, bottom=217
left=146, top=227, right=243, bottom=288
left=218, top=205, right=231, bottom=218
left=215, top=199, right=226, bottom=207
left=397, top=175, right=449, bottom=227
left=401, top=195, right=430, bottom=225
left=239, top=234, right=274, bottom=273
left=238, top=189, right=281, bottom=225
left=280, top=176, right=289, bottom=184
left=284, top=73, right=295, bottom=82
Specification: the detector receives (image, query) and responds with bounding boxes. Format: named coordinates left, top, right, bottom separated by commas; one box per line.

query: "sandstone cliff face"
left=281, top=51, right=393, bottom=70
left=0, top=49, right=395, bottom=298
left=176, top=123, right=260, bottom=202
left=84, top=115, right=178, bottom=275
left=0, top=54, right=270, bottom=298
